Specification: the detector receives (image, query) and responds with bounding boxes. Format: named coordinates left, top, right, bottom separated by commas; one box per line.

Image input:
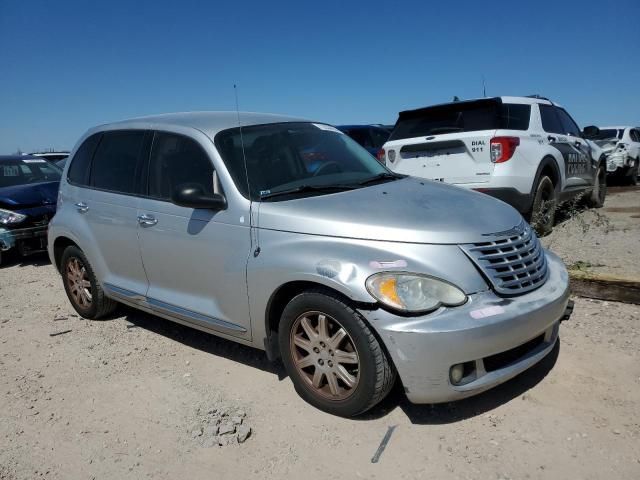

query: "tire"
left=529, top=175, right=556, bottom=236
left=278, top=290, right=396, bottom=417
left=60, top=245, right=118, bottom=319
left=586, top=163, right=607, bottom=208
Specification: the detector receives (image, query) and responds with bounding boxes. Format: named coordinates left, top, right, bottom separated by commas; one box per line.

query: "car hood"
left=0, top=181, right=59, bottom=209
left=256, top=177, right=523, bottom=244
left=593, top=139, right=620, bottom=151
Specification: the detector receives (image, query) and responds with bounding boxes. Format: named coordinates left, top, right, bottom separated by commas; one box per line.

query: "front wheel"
left=61, top=246, right=118, bottom=319
left=278, top=291, right=396, bottom=417
left=586, top=164, right=607, bottom=208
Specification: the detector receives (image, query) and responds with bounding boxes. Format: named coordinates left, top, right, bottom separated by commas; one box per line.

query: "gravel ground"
left=541, top=186, right=640, bottom=278
left=1, top=254, right=639, bottom=479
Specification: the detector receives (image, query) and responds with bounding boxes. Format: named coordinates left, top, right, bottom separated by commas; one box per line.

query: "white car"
left=381, top=96, right=607, bottom=234
left=591, top=126, right=640, bottom=185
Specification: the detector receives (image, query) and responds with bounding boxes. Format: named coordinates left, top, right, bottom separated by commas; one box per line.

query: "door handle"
left=137, top=214, right=158, bottom=227
left=75, top=202, right=89, bottom=213
left=574, top=141, right=583, bottom=148
left=547, top=135, right=557, bottom=143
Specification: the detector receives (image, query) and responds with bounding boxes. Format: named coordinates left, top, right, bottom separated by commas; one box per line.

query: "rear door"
left=384, top=99, right=505, bottom=184
left=81, top=130, right=150, bottom=296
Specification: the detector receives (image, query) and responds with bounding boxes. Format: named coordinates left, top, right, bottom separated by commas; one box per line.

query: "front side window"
left=630, top=129, right=640, bottom=142
left=215, top=122, right=390, bottom=201
left=90, top=130, right=145, bottom=194
left=555, top=108, right=581, bottom=136
left=0, top=159, right=61, bottom=188
left=539, top=104, right=564, bottom=134
left=147, top=132, right=214, bottom=201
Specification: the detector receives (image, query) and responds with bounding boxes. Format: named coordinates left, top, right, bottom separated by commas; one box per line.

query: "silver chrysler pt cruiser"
left=48, top=112, right=571, bottom=417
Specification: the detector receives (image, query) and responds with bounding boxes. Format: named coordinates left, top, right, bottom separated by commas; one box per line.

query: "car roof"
left=398, top=96, right=560, bottom=117
left=337, top=125, right=389, bottom=130
left=0, top=155, right=45, bottom=162
left=598, top=126, right=631, bottom=130
left=90, top=111, right=308, bottom=138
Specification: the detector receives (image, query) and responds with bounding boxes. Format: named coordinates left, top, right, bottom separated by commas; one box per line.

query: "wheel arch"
left=263, top=280, right=374, bottom=361
left=52, top=235, right=80, bottom=272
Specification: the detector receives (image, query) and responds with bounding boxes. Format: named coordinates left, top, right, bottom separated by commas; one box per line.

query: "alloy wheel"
left=289, top=311, right=360, bottom=400
left=66, top=257, right=92, bottom=308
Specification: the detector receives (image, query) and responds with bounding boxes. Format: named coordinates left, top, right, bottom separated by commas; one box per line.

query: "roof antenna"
left=234, top=84, right=260, bottom=257
left=482, top=75, right=487, bottom=97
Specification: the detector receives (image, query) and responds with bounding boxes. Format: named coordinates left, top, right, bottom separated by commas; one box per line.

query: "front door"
left=555, top=107, right=592, bottom=187
left=136, top=131, right=252, bottom=339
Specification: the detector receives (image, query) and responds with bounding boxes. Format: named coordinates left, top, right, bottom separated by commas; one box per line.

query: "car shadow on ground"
left=121, top=305, right=560, bottom=423
left=0, top=251, right=51, bottom=268
left=122, top=306, right=287, bottom=379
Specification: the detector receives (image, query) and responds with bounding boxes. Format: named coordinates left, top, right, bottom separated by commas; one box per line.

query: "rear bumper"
left=360, top=250, right=569, bottom=404
left=472, top=187, right=533, bottom=214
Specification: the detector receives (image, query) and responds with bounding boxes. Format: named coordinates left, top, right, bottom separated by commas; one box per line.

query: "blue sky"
left=1, top=0, right=638, bottom=153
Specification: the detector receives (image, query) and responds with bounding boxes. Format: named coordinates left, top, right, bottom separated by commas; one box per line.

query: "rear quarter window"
left=68, top=133, right=101, bottom=186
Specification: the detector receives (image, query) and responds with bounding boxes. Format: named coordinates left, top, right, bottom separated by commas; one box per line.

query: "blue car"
left=0, top=155, right=61, bottom=265
left=337, top=125, right=392, bottom=160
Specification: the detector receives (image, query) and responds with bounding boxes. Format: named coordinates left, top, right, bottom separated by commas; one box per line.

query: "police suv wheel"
left=530, top=176, right=556, bottom=236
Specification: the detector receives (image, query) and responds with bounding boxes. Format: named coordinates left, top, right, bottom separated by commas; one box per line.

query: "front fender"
left=247, top=228, right=489, bottom=345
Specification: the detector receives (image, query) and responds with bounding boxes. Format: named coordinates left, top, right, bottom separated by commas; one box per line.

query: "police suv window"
left=90, top=130, right=145, bottom=194
left=147, top=132, right=215, bottom=201
left=539, top=105, right=563, bottom=134
left=499, top=104, right=530, bottom=130
left=68, top=133, right=101, bottom=186
left=555, top=109, right=581, bottom=137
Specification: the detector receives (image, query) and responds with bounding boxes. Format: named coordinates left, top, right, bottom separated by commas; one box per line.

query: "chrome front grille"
left=460, top=221, right=548, bottom=296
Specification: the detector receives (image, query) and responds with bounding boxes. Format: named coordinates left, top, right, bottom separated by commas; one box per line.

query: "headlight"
left=366, top=272, right=467, bottom=313
left=0, top=208, right=27, bottom=225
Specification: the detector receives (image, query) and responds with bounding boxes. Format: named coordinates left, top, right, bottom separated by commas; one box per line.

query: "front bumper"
left=360, top=250, right=570, bottom=404
left=0, top=225, right=48, bottom=253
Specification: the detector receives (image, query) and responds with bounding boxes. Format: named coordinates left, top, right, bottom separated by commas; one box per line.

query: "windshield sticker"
left=259, top=189, right=271, bottom=196
left=22, top=159, right=47, bottom=163
left=3, top=165, right=19, bottom=176
left=369, top=260, right=408, bottom=269
left=312, top=123, right=343, bottom=134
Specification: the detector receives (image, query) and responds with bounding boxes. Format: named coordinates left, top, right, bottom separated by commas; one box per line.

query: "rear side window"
left=630, top=129, right=640, bottom=142
left=389, top=99, right=530, bottom=141
left=555, top=108, right=581, bottom=136
left=90, top=130, right=146, bottom=194
left=68, top=133, right=101, bottom=186
left=147, top=132, right=214, bottom=201
left=539, top=105, right=563, bottom=134
left=499, top=104, right=530, bottom=130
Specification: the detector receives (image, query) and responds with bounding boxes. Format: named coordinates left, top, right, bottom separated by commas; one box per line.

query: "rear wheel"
left=61, top=246, right=117, bottom=319
left=530, top=176, right=556, bottom=236
left=586, top=164, right=607, bottom=208
left=278, top=290, right=396, bottom=417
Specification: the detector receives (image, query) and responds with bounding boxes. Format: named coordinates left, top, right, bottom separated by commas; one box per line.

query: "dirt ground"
left=541, top=185, right=640, bottom=279
left=1, top=191, right=639, bottom=479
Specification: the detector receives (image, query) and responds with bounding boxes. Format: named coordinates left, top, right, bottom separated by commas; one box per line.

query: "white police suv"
left=382, top=96, right=607, bottom=234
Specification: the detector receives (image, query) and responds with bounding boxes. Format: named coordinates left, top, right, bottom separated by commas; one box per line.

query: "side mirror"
left=171, top=184, right=227, bottom=210
left=582, top=125, right=600, bottom=139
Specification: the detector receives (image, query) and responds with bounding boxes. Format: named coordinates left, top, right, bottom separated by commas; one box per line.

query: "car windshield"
left=0, top=159, right=62, bottom=188
left=389, top=99, right=531, bottom=140
left=592, top=129, right=622, bottom=140
left=215, top=122, right=393, bottom=201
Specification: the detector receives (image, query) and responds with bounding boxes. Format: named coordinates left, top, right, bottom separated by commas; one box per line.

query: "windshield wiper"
left=356, top=172, right=404, bottom=186
left=259, top=184, right=356, bottom=200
